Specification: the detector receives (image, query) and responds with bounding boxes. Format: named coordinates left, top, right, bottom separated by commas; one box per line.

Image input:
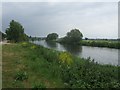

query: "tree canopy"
left=46, top=33, right=58, bottom=41
left=5, top=20, right=28, bottom=42
left=60, top=29, right=83, bottom=44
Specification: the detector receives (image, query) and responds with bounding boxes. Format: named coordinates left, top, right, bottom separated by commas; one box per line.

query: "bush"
left=30, top=45, right=37, bottom=49
left=21, top=42, right=29, bottom=48
left=14, top=71, right=28, bottom=81
left=59, top=52, right=73, bottom=65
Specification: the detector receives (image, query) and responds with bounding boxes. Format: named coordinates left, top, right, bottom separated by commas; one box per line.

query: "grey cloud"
left=2, top=2, right=118, bottom=39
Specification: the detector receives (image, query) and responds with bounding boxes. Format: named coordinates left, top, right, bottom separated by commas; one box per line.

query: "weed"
left=12, top=80, right=24, bottom=88
left=32, top=82, right=46, bottom=89
left=14, top=71, right=28, bottom=81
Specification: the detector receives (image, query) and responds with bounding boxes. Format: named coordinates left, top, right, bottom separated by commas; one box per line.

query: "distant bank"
left=81, top=39, right=120, bottom=49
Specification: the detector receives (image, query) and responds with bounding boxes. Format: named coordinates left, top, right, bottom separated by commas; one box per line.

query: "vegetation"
left=3, top=42, right=120, bottom=88
left=46, top=33, right=58, bottom=41
left=0, top=31, right=6, bottom=41
left=5, top=20, right=29, bottom=42
left=2, top=19, right=120, bottom=88
left=59, top=29, right=83, bottom=44
left=82, top=40, right=120, bottom=49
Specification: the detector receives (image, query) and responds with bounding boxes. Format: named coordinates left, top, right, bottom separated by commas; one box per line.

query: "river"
left=32, top=40, right=119, bottom=66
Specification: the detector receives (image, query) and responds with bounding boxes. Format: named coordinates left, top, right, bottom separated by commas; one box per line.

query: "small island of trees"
left=59, top=29, right=83, bottom=44
left=46, top=33, right=58, bottom=41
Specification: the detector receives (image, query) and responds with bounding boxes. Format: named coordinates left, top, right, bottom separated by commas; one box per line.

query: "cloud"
left=2, top=2, right=118, bottom=39
left=0, top=2, right=2, bottom=31
left=2, top=0, right=119, bottom=2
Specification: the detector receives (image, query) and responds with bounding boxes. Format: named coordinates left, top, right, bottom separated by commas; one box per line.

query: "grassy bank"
left=81, top=40, right=120, bottom=49
left=2, top=42, right=120, bottom=88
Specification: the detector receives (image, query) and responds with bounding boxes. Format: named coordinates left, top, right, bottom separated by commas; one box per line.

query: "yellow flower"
left=31, top=45, right=36, bottom=49
left=59, top=52, right=73, bottom=65
left=21, top=42, right=28, bottom=47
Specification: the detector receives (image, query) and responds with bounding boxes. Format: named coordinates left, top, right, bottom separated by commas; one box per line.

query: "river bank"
left=81, top=40, right=120, bottom=49
left=2, top=42, right=120, bottom=88
left=33, top=40, right=119, bottom=66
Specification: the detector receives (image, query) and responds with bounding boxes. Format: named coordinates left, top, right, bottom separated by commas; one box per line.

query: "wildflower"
left=59, top=52, right=73, bottom=65
left=21, top=42, right=28, bottom=47
left=30, top=45, right=36, bottom=49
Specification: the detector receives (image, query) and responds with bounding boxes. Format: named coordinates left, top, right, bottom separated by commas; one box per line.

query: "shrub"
left=59, top=52, right=73, bottom=65
left=21, top=42, right=29, bottom=48
left=30, top=45, right=37, bottom=49
left=14, top=71, right=28, bottom=81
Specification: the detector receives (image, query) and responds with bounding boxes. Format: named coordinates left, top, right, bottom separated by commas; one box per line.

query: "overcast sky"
left=2, top=2, right=118, bottom=39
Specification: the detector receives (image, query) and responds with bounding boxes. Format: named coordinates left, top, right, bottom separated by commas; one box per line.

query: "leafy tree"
left=46, top=33, right=58, bottom=41
left=0, top=31, right=6, bottom=41
left=61, top=29, right=83, bottom=44
left=5, top=20, right=28, bottom=42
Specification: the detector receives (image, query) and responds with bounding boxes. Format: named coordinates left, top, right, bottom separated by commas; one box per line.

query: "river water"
left=32, top=40, right=119, bottom=66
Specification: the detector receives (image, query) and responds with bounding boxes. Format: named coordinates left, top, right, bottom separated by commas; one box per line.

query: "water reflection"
left=61, top=44, right=82, bottom=56
left=45, top=41, right=82, bottom=56
left=45, top=41, right=57, bottom=49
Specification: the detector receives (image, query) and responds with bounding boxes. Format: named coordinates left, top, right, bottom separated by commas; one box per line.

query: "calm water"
left=32, top=40, right=119, bottom=66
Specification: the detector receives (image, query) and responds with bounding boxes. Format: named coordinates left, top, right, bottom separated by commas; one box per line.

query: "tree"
left=46, top=33, right=58, bottom=41
left=0, top=31, right=6, bottom=41
left=5, top=20, right=28, bottom=42
left=85, top=37, right=88, bottom=40
left=61, top=29, right=83, bottom=44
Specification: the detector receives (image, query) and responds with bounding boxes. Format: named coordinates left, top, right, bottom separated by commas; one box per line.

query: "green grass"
left=81, top=40, right=120, bottom=49
left=2, top=43, right=63, bottom=88
left=2, top=42, right=120, bottom=88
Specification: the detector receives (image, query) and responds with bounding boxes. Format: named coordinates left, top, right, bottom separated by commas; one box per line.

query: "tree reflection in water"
left=61, top=44, right=82, bottom=56
left=45, top=41, right=57, bottom=49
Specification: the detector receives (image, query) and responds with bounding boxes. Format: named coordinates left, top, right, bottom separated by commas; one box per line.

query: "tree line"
left=3, top=20, right=83, bottom=44
left=3, top=20, right=119, bottom=48
left=3, top=20, right=120, bottom=44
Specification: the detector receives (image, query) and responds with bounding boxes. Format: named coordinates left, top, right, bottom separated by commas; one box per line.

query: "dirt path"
left=0, top=40, right=10, bottom=45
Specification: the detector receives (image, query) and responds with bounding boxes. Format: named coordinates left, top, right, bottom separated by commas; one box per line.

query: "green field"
left=81, top=40, right=120, bottom=49
left=2, top=42, right=120, bottom=88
